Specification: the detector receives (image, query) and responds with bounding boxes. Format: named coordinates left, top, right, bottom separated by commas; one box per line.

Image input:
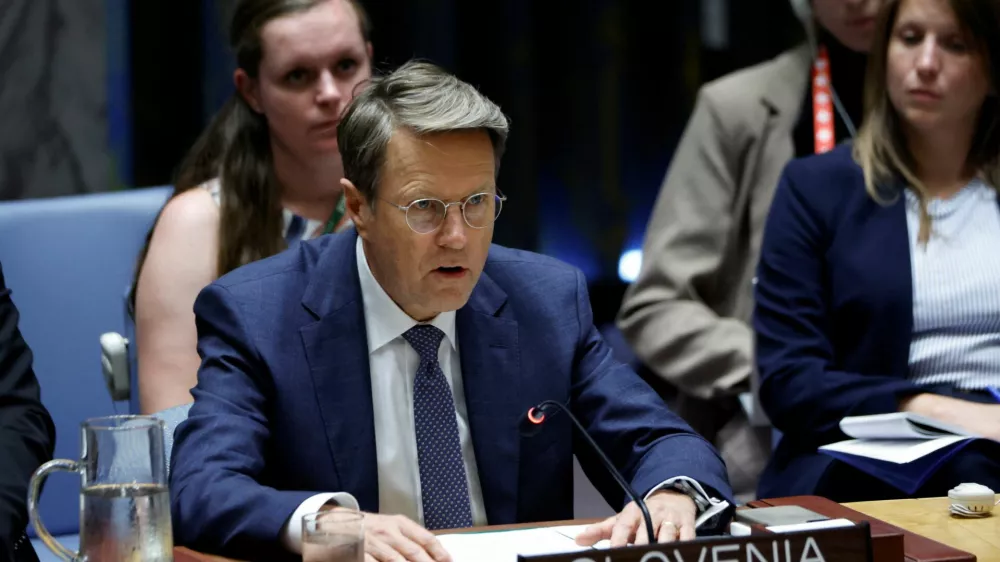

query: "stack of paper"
left=818, top=412, right=985, bottom=494
left=438, top=525, right=610, bottom=562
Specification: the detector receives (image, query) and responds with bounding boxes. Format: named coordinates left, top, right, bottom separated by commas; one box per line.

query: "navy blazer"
left=0, top=263, right=54, bottom=562
left=754, top=144, right=1000, bottom=498
left=170, top=231, right=732, bottom=561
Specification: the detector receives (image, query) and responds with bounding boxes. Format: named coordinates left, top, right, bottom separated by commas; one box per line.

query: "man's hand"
left=575, top=490, right=697, bottom=548
left=334, top=510, right=451, bottom=562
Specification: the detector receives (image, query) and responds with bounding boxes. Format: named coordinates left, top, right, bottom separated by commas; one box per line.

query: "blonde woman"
left=754, top=0, right=1000, bottom=501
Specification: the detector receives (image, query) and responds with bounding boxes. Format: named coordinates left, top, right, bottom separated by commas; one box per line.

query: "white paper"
left=766, top=518, right=855, bottom=533
left=819, top=435, right=970, bottom=463
left=838, top=412, right=974, bottom=440
left=438, top=527, right=597, bottom=562
left=552, top=525, right=612, bottom=550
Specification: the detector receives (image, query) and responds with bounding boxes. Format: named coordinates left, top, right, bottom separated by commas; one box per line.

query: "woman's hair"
left=131, top=0, right=372, bottom=306
left=853, top=0, right=1000, bottom=243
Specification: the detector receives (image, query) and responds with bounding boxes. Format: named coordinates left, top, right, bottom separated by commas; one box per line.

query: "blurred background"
left=0, top=0, right=803, bottom=323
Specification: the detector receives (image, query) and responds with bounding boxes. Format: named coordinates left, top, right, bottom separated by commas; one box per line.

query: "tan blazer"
left=618, top=45, right=811, bottom=401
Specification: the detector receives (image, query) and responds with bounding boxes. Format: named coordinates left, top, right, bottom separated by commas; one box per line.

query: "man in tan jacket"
left=617, top=0, right=882, bottom=500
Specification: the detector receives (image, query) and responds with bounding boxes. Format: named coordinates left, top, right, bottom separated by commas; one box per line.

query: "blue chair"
left=0, top=187, right=171, bottom=558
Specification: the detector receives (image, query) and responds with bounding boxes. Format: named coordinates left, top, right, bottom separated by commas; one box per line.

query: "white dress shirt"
left=281, top=238, right=729, bottom=553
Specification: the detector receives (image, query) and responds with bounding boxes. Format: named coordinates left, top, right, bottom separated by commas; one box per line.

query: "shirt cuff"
left=644, top=476, right=731, bottom=529
left=280, top=492, right=360, bottom=554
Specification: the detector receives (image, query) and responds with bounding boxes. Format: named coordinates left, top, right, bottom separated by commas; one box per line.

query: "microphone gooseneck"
left=521, top=400, right=657, bottom=543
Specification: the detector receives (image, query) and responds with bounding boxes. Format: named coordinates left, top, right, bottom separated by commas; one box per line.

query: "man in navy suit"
left=0, top=263, right=55, bottom=562
left=170, top=60, right=733, bottom=561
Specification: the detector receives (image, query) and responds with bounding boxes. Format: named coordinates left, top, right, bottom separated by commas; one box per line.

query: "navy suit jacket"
left=170, top=231, right=732, bottom=561
left=0, top=263, right=54, bottom=562
left=754, top=144, right=1000, bottom=498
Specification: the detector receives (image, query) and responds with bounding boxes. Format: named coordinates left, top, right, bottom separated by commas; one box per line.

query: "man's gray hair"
left=338, top=60, right=510, bottom=203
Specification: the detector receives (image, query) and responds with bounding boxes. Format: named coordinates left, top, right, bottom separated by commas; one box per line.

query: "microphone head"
left=519, top=406, right=547, bottom=437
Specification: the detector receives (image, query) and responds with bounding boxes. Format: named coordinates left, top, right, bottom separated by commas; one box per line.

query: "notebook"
left=818, top=413, right=985, bottom=494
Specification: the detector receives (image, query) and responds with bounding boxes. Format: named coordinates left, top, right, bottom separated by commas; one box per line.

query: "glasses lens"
left=462, top=193, right=503, bottom=228
left=406, top=199, right=445, bottom=233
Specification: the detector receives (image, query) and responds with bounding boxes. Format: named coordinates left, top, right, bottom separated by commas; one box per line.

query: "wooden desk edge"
left=174, top=546, right=241, bottom=562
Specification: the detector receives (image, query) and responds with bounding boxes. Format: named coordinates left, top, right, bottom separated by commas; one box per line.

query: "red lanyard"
left=812, top=46, right=836, bottom=154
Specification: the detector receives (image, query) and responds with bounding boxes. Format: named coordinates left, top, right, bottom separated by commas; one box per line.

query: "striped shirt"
left=906, top=179, right=1000, bottom=390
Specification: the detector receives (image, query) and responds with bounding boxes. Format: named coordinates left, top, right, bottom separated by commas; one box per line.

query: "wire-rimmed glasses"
left=383, top=192, right=507, bottom=234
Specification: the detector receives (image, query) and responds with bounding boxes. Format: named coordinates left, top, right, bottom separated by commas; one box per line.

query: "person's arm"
left=0, top=264, right=55, bottom=556
left=171, top=283, right=452, bottom=562
left=169, top=282, right=317, bottom=562
left=617, top=88, right=753, bottom=400
left=753, top=163, right=923, bottom=444
left=571, top=270, right=734, bottom=539
left=135, top=188, right=219, bottom=414
left=900, top=394, right=1000, bottom=440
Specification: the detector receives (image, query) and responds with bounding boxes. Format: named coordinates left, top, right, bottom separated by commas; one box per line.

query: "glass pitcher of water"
left=28, top=415, right=174, bottom=562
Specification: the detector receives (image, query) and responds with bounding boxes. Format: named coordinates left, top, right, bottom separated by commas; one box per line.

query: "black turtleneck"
left=792, top=28, right=869, bottom=158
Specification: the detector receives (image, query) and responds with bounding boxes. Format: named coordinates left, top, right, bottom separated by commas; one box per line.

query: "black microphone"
left=520, top=400, right=657, bottom=543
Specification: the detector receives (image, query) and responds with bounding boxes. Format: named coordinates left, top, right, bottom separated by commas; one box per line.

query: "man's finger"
left=679, top=522, right=697, bottom=542
left=368, top=538, right=406, bottom=562
left=609, top=512, right=637, bottom=548
left=377, top=518, right=439, bottom=562
left=390, top=536, right=438, bottom=562
left=575, top=516, right=616, bottom=546
left=399, top=519, right=452, bottom=562
left=656, top=520, right=679, bottom=543
left=634, top=516, right=651, bottom=546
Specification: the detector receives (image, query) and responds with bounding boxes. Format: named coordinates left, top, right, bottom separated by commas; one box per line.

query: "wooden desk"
left=175, top=501, right=1000, bottom=562
left=174, top=547, right=240, bottom=562
left=846, top=496, right=1000, bottom=562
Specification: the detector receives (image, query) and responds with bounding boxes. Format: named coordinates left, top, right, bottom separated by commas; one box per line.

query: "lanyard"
left=322, top=193, right=347, bottom=235
left=812, top=45, right=836, bottom=154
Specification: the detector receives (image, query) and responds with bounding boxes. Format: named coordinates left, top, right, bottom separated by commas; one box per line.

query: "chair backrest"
left=0, top=187, right=172, bottom=535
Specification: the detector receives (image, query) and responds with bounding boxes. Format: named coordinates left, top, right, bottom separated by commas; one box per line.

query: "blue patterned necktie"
left=402, top=324, right=474, bottom=530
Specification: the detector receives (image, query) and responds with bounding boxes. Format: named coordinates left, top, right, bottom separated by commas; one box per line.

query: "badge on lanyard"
left=812, top=46, right=836, bottom=154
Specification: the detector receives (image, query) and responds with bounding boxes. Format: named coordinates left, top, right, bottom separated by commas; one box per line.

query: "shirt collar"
left=356, top=236, right=457, bottom=355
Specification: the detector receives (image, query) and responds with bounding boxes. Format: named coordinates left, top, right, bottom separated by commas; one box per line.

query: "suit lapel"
left=299, top=232, right=379, bottom=511
left=756, top=45, right=811, bottom=186
left=760, top=44, right=812, bottom=123
left=456, top=270, right=521, bottom=525
left=882, top=188, right=915, bottom=376
left=741, top=45, right=812, bottom=278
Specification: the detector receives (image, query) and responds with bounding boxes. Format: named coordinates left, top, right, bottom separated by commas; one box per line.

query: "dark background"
left=130, top=0, right=804, bottom=323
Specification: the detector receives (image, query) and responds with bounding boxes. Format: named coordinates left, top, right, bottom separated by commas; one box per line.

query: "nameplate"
left=518, top=523, right=872, bottom=562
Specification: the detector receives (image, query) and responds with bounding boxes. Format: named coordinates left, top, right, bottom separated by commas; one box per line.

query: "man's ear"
left=234, top=68, right=263, bottom=113
left=342, top=178, right=372, bottom=238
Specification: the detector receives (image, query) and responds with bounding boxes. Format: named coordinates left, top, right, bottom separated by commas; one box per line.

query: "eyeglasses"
left=383, top=192, right=507, bottom=234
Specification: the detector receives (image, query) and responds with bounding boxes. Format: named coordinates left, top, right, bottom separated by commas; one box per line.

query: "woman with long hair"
left=755, top=0, right=1000, bottom=500
left=134, top=0, right=373, bottom=413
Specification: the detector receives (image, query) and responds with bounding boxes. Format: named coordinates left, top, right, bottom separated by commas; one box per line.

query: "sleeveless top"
left=203, top=177, right=351, bottom=245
